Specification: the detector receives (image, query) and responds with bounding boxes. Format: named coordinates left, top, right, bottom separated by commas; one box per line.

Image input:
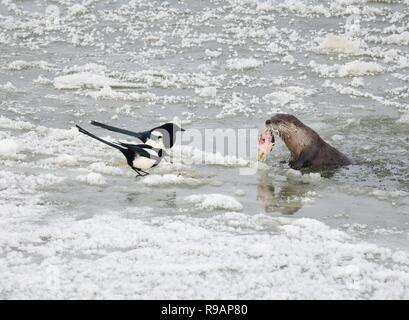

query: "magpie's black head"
left=153, top=123, right=185, bottom=134
left=150, top=123, right=185, bottom=149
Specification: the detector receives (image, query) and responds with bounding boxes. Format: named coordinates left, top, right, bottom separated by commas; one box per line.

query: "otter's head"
left=265, top=114, right=304, bottom=138
left=265, top=114, right=310, bottom=160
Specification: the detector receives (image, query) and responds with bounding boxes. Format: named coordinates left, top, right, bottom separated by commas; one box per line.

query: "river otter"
left=264, top=114, right=352, bottom=169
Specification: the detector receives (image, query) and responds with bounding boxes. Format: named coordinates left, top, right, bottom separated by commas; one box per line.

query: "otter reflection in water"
left=257, top=174, right=308, bottom=215
left=257, top=167, right=338, bottom=215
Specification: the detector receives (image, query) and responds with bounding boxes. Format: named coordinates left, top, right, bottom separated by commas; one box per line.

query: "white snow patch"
left=0, top=81, right=16, bottom=92
left=384, top=32, right=409, bottom=45
left=309, top=60, right=384, bottom=78
left=286, top=169, right=322, bottom=184
left=8, top=60, right=53, bottom=71
left=205, top=49, right=222, bottom=58
left=76, top=172, right=107, bottom=186
left=0, top=139, right=21, bottom=159
left=195, top=86, right=217, bottom=97
left=140, top=174, right=206, bottom=187
left=264, top=91, right=296, bottom=106
left=53, top=73, right=141, bottom=90
left=88, top=86, right=155, bottom=101
left=184, top=194, right=243, bottom=211
left=350, top=77, right=364, bottom=87
left=234, top=189, right=246, bottom=196
left=67, top=4, right=88, bottom=17
left=263, top=86, right=315, bottom=107
left=0, top=116, right=34, bottom=130
left=339, top=61, right=384, bottom=77
left=226, top=57, right=262, bottom=70
left=62, top=63, right=107, bottom=75
left=217, top=93, right=255, bottom=118
left=302, top=172, right=321, bottom=184
left=0, top=171, right=64, bottom=194
left=33, top=75, right=53, bottom=85
left=50, top=155, right=79, bottom=167
left=89, top=162, right=124, bottom=176
left=397, top=113, right=409, bottom=124
left=370, top=189, right=408, bottom=199
left=317, top=34, right=362, bottom=54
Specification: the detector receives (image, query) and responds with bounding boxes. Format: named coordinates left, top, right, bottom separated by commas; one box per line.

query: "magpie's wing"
left=90, top=121, right=150, bottom=142
left=120, top=143, right=159, bottom=159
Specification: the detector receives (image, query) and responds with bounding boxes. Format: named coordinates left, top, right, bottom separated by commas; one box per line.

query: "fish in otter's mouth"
left=258, top=128, right=275, bottom=161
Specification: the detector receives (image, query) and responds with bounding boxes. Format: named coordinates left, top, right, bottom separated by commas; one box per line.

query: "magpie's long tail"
left=90, top=121, right=146, bottom=141
left=76, top=125, right=125, bottom=151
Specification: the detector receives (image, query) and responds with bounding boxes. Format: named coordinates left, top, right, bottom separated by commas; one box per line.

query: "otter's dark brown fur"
left=265, top=114, right=352, bottom=170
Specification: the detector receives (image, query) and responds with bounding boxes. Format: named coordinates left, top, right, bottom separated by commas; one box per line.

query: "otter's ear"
left=265, top=119, right=271, bottom=125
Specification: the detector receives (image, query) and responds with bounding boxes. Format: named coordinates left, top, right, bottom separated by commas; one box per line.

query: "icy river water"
left=1, top=0, right=409, bottom=299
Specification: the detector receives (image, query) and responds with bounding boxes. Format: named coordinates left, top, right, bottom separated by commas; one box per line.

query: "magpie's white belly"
left=145, top=139, right=164, bottom=149
left=133, top=156, right=156, bottom=170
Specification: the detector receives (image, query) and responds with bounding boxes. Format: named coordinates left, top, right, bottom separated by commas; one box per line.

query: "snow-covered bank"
left=1, top=208, right=409, bottom=299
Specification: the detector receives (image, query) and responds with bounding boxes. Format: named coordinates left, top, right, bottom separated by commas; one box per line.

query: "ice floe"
left=7, top=60, right=54, bottom=71
left=89, top=162, right=125, bottom=176
left=0, top=82, right=16, bottom=92
left=397, top=113, right=409, bottom=124
left=286, top=169, right=322, bottom=184
left=384, top=32, right=409, bottom=45
left=44, top=155, right=79, bottom=167
left=87, top=86, right=155, bottom=101
left=53, top=73, right=142, bottom=90
left=140, top=174, right=206, bottom=187
left=226, top=57, right=263, bottom=71
left=195, top=86, right=217, bottom=97
left=0, top=139, right=21, bottom=160
left=76, top=172, right=107, bottom=186
left=0, top=117, right=34, bottom=130
left=184, top=194, right=243, bottom=211
left=317, top=34, right=363, bottom=54
left=338, top=61, right=384, bottom=77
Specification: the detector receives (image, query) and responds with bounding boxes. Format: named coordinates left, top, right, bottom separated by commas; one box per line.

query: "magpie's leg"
left=132, top=167, right=143, bottom=177
left=140, top=170, right=150, bottom=176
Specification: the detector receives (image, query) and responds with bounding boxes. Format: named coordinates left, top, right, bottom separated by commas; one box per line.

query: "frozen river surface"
left=1, top=0, right=409, bottom=299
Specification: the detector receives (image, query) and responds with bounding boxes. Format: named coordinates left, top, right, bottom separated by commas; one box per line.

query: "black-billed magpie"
left=90, top=121, right=185, bottom=149
left=76, top=125, right=167, bottom=176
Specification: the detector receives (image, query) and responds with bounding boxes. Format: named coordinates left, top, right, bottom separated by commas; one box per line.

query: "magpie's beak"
left=180, top=128, right=186, bottom=132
